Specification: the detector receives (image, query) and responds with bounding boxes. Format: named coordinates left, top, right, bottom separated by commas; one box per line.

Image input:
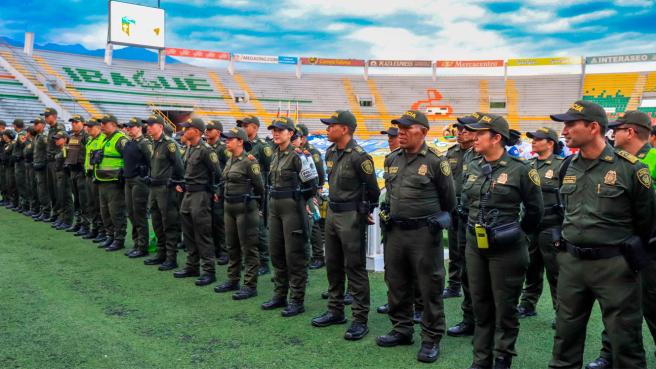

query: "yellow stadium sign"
left=507, top=57, right=582, bottom=67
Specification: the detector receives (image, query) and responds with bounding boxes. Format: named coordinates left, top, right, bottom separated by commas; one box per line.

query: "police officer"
left=237, top=115, right=273, bottom=275
left=172, top=118, right=221, bottom=286
left=2, top=130, right=16, bottom=208
left=65, top=115, right=90, bottom=235
left=548, top=101, right=655, bottom=369
left=296, top=123, right=327, bottom=269
left=123, top=117, right=152, bottom=258
left=446, top=112, right=484, bottom=338
left=205, top=120, right=230, bottom=265
left=261, top=117, right=317, bottom=317
left=43, top=108, right=65, bottom=223
left=310, top=111, right=379, bottom=340
left=376, top=110, right=456, bottom=364
left=82, top=119, right=107, bottom=242
left=143, top=115, right=184, bottom=271
left=53, top=130, right=73, bottom=229
left=516, top=127, right=564, bottom=322
left=585, top=110, right=656, bottom=369
left=94, top=114, right=129, bottom=251
left=11, top=119, right=27, bottom=212
left=214, top=127, right=264, bottom=299
left=23, top=127, right=38, bottom=216
left=463, top=114, right=543, bottom=369
left=443, top=118, right=477, bottom=299
left=31, top=118, right=50, bottom=221
left=0, top=120, right=6, bottom=205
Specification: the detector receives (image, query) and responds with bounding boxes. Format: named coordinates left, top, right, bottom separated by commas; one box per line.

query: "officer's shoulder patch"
left=258, top=138, right=266, bottom=144
left=251, top=163, right=261, bottom=175
left=209, top=151, right=219, bottom=163
left=440, top=160, right=451, bottom=176
left=263, top=146, right=273, bottom=157
left=616, top=149, right=638, bottom=164
left=637, top=167, right=652, bottom=189
left=428, top=146, right=441, bottom=157
left=528, top=168, right=541, bottom=186
left=312, top=153, right=320, bottom=162
left=167, top=142, right=177, bottom=153
left=361, top=159, right=374, bottom=175
left=118, top=137, right=128, bottom=148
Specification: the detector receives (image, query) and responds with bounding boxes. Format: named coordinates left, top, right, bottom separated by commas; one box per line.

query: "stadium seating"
left=0, top=43, right=654, bottom=136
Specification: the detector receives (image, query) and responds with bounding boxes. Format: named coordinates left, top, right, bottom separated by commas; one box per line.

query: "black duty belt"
left=224, top=194, right=258, bottom=204
left=149, top=179, right=168, bottom=186
left=186, top=184, right=210, bottom=193
left=86, top=170, right=94, bottom=177
left=565, top=243, right=622, bottom=260
left=543, top=205, right=563, bottom=217
left=389, top=217, right=430, bottom=230
left=269, top=189, right=298, bottom=199
left=329, top=201, right=358, bottom=213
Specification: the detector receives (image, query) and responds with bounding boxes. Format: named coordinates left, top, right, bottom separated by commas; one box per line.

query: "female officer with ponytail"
left=462, top=114, right=543, bottom=369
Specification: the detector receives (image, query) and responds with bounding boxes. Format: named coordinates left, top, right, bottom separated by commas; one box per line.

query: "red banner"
left=301, top=57, right=365, bottom=67
left=165, top=48, right=230, bottom=60
left=368, top=60, right=432, bottom=68
left=435, top=60, right=504, bottom=68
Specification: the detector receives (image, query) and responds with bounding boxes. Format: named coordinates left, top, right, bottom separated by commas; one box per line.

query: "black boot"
left=105, top=240, right=125, bottom=252
left=195, top=273, right=216, bottom=286
left=375, top=331, right=414, bottom=347
left=99, top=238, right=114, bottom=249
left=281, top=301, right=305, bottom=317
left=417, top=342, right=439, bottom=363
left=261, top=297, right=287, bottom=310
left=311, top=311, right=347, bottom=327
left=214, top=280, right=239, bottom=293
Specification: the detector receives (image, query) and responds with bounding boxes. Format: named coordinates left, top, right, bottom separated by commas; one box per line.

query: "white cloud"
left=48, top=22, right=108, bottom=49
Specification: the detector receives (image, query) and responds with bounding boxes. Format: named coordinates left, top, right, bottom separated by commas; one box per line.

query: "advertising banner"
left=301, top=57, right=365, bottom=67
left=278, top=56, right=298, bottom=64
left=368, top=60, right=432, bottom=68
left=586, top=53, right=656, bottom=64
left=165, top=48, right=230, bottom=60
left=233, top=53, right=279, bottom=64
left=507, top=57, right=581, bottom=67
left=435, top=59, right=504, bottom=68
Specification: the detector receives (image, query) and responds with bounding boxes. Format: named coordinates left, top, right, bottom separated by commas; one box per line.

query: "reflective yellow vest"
left=94, top=131, right=125, bottom=181
left=84, top=133, right=106, bottom=172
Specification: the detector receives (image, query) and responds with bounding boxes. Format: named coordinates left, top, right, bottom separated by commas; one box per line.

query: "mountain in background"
left=0, top=36, right=180, bottom=64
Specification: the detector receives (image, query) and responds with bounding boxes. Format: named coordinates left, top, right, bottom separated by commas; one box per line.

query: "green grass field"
left=1, top=207, right=654, bottom=369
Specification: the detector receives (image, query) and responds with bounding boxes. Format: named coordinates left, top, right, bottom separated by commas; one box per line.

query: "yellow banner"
left=507, top=56, right=581, bottom=67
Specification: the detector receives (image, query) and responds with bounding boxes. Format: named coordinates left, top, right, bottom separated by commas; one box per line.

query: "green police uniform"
left=44, top=109, right=66, bottom=221
left=297, top=123, right=327, bottom=265
left=239, top=115, right=273, bottom=270
left=319, top=111, right=379, bottom=329
left=221, top=127, right=265, bottom=293
left=378, top=111, right=456, bottom=356
left=53, top=131, right=74, bottom=226
left=207, top=120, right=230, bottom=262
left=463, top=114, right=543, bottom=368
left=518, top=151, right=563, bottom=314
left=0, top=122, right=5, bottom=203
left=588, top=110, right=656, bottom=368
left=94, top=115, right=129, bottom=248
left=32, top=119, right=50, bottom=218
left=2, top=134, right=16, bottom=206
left=84, top=128, right=106, bottom=237
left=123, top=118, right=153, bottom=255
left=12, top=122, right=27, bottom=211
left=144, top=115, right=185, bottom=266
left=177, top=118, right=221, bottom=279
left=65, top=116, right=90, bottom=231
left=549, top=101, right=655, bottom=369
left=23, top=132, right=38, bottom=214
left=265, top=117, right=316, bottom=312
left=445, top=142, right=467, bottom=293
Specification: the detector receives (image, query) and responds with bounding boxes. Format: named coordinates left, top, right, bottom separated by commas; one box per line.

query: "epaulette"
left=428, top=146, right=441, bottom=157
left=385, top=147, right=401, bottom=158
left=201, top=141, right=212, bottom=149
left=258, top=138, right=266, bottom=144
left=616, top=149, right=638, bottom=164
left=510, top=156, right=529, bottom=165
left=354, top=145, right=364, bottom=153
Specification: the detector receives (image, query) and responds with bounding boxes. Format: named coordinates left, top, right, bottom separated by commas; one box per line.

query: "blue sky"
left=0, top=0, right=654, bottom=64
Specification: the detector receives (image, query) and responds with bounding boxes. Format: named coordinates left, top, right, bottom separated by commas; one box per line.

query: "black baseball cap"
left=380, top=127, right=399, bottom=137
left=179, top=117, right=206, bottom=133
left=84, top=119, right=100, bottom=127
left=320, top=110, right=357, bottom=130
left=68, top=114, right=86, bottom=123
left=126, top=117, right=142, bottom=128
left=296, top=123, right=309, bottom=137
left=3, top=130, right=15, bottom=139
left=236, top=115, right=260, bottom=127
left=608, top=110, right=652, bottom=130
left=222, top=126, right=251, bottom=151
left=142, top=115, right=165, bottom=125
left=40, top=107, right=58, bottom=117
left=392, top=110, right=430, bottom=129
left=527, top=127, right=559, bottom=142
left=466, top=114, right=510, bottom=139
left=207, top=120, right=224, bottom=131
left=12, top=119, right=24, bottom=128
left=457, top=112, right=485, bottom=125
left=0, top=120, right=5, bottom=127
left=97, top=114, right=119, bottom=124
left=268, top=116, right=295, bottom=131
left=550, top=100, right=608, bottom=128
left=31, top=117, right=45, bottom=125
left=53, top=131, right=69, bottom=140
